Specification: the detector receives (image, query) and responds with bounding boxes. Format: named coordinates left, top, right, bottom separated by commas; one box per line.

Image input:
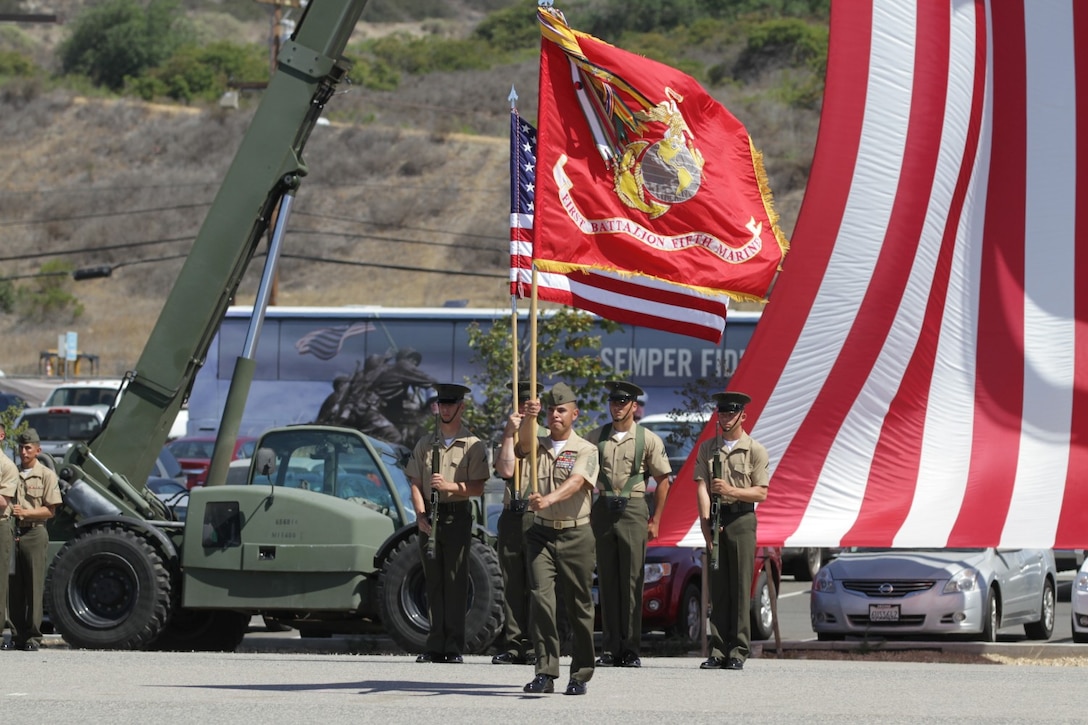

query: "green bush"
left=735, top=17, right=828, bottom=77
left=16, top=260, right=84, bottom=322
left=471, top=0, right=540, bottom=52
left=0, top=50, right=35, bottom=77
left=59, top=0, right=191, bottom=91
left=127, top=41, right=265, bottom=103
left=345, top=55, right=400, bottom=92
left=364, top=34, right=494, bottom=75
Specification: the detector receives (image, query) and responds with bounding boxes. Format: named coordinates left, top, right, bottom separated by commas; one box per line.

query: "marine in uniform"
left=586, top=381, right=672, bottom=668
left=518, top=382, right=598, bottom=696
left=0, top=425, right=19, bottom=646
left=693, top=392, right=769, bottom=671
left=4, top=429, right=62, bottom=652
left=491, top=382, right=539, bottom=665
left=405, top=383, right=490, bottom=664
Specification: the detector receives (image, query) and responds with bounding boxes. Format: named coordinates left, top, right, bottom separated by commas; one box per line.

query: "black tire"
left=45, top=526, right=173, bottom=650
left=1024, top=579, right=1055, bottom=640
left=977, top=587, right=999, bottom=642
left=750, top=569, right=775, bottom=640
left=377, top=534, right=504, bottom=655
left=792, top=548, right=824, bottom=582
left=671, top=582, right=702, bottom=645
left=150, top=609, right=251, bottom=652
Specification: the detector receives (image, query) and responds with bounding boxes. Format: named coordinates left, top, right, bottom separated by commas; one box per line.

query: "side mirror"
left=254, top=448, right=277, bottom=477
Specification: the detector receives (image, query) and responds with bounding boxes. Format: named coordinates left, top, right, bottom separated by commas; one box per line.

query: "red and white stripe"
left=510, top=239, right=730, bottom=342
left=658, top=0, right=1088, bottom=549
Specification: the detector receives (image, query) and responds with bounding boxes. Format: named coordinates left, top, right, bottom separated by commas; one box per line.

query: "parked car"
left=810, top=548, right=1057, bottom=642
left=0, top=391, right=29, bottom=413
left=146, top=477, right=188, bottom=521
left=13, top=405, right=106, bottom=459
left=638, top=411, right=709, bottom=475
left=781, top=546, right=843, bottom=582
left=1072, top=558, right=1088, bottom=643
left=631, top=544, right=782, bottom=644
left=167, top=435, right=257, bottom=489
left=42, top=379, right=125, bottom=409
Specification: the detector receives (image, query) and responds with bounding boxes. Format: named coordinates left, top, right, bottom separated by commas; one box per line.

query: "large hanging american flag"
left=509, top=108, right=731, bottom=342
left=658, top=0, right=1088, bottom=549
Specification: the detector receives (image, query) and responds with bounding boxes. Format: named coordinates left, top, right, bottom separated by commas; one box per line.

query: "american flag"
left=509, top=109, right=730, bottom=343
left=294, top=322, right=374, bottom=361
left=657, top=0, right=1088, bottom=550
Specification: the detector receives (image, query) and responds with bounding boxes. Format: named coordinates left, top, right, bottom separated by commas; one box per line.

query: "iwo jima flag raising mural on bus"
left=658, top=0, right=1088, bottom=550
left=526, top=4, right=788, bottom=344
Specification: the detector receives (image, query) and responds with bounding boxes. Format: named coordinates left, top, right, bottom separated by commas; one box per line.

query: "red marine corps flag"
left=533, top=4, right=788, bottom=334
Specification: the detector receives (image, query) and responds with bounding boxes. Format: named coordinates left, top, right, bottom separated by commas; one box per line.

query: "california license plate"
left=869, top=604, right=900, bottom=622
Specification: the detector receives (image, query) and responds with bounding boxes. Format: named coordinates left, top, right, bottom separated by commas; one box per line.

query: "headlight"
left=644, top=562, right=672, bottom=585
left=943, top=568, right=980, bottom=594
left=812, top=566, right=835, bottom=593
left=1075, top=571, right=1088, bottom=592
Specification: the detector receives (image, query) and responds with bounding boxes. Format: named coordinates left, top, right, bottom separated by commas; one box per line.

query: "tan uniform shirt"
left=584, top=423, right=671, bottom=496
left=405, top=425, right=489, bottom=503
left=527, top=431, right=598, bottom=522
left=16, top=459, right=62, bottom=515
left=693, top=431, right=770, bottom=503
left=0, top=454, right=18, bottom=519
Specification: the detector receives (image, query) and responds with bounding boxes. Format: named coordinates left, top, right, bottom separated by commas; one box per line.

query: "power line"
left=279, top=252, right=506, bottom=279
left=0, top=203, right=209, bottom=227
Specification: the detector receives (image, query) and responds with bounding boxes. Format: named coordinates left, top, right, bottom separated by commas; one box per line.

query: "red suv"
left=637, top=544, right=782, bottom=644
left=167, top=435, right=256, bottom=489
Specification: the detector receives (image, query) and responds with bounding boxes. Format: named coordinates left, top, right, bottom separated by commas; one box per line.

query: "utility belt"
left=16, top=522, right=43, bottom=535
left=506, top=500, right=530, bottom=514
left=597, top=490, right=645, bottom=513
left=533, top=515, right=590, bottom=530
left=711, top=501, right=755, bottom=517
left=435, top=501, right=471, bottom=513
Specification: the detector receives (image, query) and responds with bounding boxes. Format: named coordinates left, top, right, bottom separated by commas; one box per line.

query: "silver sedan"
left=1072, top=558, right=1088, bottom=643
left=810, top=548, right=1056, bottom=642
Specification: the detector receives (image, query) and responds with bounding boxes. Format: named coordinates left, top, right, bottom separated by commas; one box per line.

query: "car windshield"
left=640, top=420, right=699, bottom=462
left=251, top=429, right=410, bottom=526
left=20, top=412, right=101, bottom=441
left=45, top=387, right=118, bottom=408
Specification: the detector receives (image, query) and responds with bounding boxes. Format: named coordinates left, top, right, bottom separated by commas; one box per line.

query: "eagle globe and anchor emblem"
left=612, top=88, right=705, bottom=220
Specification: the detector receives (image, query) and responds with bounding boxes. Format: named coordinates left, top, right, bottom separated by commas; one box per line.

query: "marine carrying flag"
left=510, top=108, right=731, bottom=342
left=533, top=7, right=787, bottom=321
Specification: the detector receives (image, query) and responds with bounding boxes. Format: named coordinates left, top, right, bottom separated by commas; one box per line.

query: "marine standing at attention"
left=5, top=429, right=62, bottom=652
left=518, top=382, right=598, bottom=696
left=405, top=383, right=489, bottom=664
left=586, top=380, right=671, bottom=668
left=694, top=391, right=769, bottom=671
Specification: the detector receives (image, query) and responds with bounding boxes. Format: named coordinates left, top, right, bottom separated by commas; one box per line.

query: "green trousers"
left=418, top=503, right=472, bottom=655
left=708, top=511, right=756, bottom=662
left=10, top=525, right=49, bottom=647
left=495, top=508, right=534, bottom=658
left=527, top=522, right=595, bottom=683
left=0, top=517, right=12, bottom=632
left=591, top=496, right=649, bottom=658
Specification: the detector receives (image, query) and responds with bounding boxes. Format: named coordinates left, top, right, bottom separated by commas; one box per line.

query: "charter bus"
left=186, top=306, right=761, bottom=439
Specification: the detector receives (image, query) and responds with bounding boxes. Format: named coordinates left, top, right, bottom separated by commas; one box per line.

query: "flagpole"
left=511, top=293, right=521, bottom=497
left=530, top=267, right=540, bottom=495
left=508, top=85, right=525, bottom=497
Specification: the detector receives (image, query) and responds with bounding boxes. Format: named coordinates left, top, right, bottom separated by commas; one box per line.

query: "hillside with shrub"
left=0, top=0, right=827, bottom=376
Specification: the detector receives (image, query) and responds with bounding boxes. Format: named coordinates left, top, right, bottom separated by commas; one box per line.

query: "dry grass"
left=0, top=11, right=817, bottom=377
left=772, top=649, right=1088, bottom=667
